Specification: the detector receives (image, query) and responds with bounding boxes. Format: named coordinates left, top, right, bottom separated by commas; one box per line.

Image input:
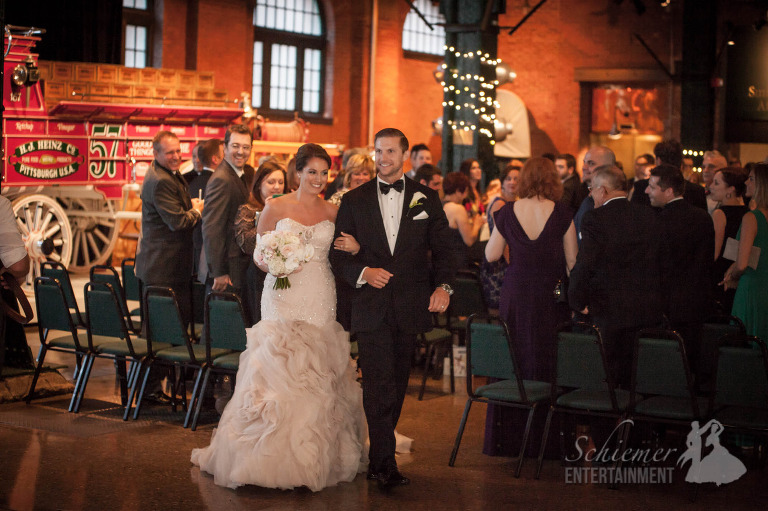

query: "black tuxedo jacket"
left=560, top=173, right=582, bottom=214
left=632, top=179, right=708, bottom=211
left=569, top=198, right=662, bottom=330
left=135, top=161, right=199, bottom=285
left=657, top=199, right=715, bottom=324
left=330, top=178, right=455, bottom=335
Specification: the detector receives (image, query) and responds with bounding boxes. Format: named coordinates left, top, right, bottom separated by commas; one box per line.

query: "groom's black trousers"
left=356, top=314, right=416, bottom=474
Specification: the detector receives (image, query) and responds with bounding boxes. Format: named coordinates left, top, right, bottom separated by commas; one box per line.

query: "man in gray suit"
left=201, top=124, right=252, bottom=298
left=135, top=130, right=203, bottom=325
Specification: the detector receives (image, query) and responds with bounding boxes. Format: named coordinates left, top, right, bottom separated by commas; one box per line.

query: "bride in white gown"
left=191, top=144, right=368, bottom=491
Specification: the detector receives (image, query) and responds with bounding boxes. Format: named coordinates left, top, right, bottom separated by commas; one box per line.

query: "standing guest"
left=709, top=167, right=749, bottom=313
left=627, top=153, right=654, bottom=198
left=202, top=124, right=252, bottom=300
left=183, top=142, right=206, bottom=186
left=646, top=164, right=714, bottom=370
left=682, top=155, right=696, bottom=183
left=285, top=157, right=300, bottom=192
left=0, top=195, right=31, bottom=369
left=442, top=172, right=486, bottom=271
left=328, top=154, right=375, bottom=206
left=568, top=166, right=662, bottom=384
left=574, top=146, right=616, bottom=245
left=479, top=162, right=519, bottom=311
left=325, top=147, right=368, bottom=199
left=482, top=178, right=501, bottom=207
left=555, top=153, right=581, bottom=214
left=234, top=160, right=286, bottom=324
left=331, top=128, right=455, bottom=490
left=484, top=157, right=577, bottom=457
left=702, top=150, right=728, bottom=214
left=406, top=143, right=432, bottom=179
left=633, top=140, right=707, bottom=211
left=414, top=164, right=443, bottom=194
left=723, top=163, right=768, bottom=342
left=459, top=158, right=484, bottom=217
left=190, top=139, right=222, bottom=278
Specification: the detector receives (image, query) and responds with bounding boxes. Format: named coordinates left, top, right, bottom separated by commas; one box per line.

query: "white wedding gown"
left=191, top=218, right=368, bottom=491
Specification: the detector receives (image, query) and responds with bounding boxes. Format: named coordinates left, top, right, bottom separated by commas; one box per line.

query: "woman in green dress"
left=723, top=163, right=768, bottom=341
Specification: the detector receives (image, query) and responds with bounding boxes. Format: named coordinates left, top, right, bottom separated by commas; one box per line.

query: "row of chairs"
left=449, top=314, right=768, bottom=479
left=27, top=266, right=248, bottom=431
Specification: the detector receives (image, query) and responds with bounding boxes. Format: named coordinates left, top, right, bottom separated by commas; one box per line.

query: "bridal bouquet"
left=254, top=230, right=315, bottom=290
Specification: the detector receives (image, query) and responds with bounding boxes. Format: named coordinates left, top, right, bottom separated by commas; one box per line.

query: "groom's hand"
left=363, top=268, right=393, bottom=289
left=428, top=287, right=451, bottom=312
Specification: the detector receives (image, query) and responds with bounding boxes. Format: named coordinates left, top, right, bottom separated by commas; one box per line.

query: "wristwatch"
left=439, top=283, right=454, bottom=296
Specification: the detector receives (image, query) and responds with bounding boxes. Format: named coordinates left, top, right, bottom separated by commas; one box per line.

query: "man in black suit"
left=556, top=153, right=582, bottom=214
left=574, top=146, right=616, bottom=246
left=135, top=130, right=203, bottom=324
left=330, top=128, right=455, bottom=490
left=187, top=139, right=221, bottom=278
left=646, top=164, right=715, bottom=370
left=201, top=125, right=251, bottom=298
left=631, top=139, right=707, bottom=211
left=569, top=166, right=662, bottom=385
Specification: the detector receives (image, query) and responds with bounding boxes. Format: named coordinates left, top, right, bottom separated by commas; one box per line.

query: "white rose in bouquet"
left=254, top=230, right=314, bottom=289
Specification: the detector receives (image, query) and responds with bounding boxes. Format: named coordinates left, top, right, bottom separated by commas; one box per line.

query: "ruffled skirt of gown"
left=191, top=318, right=368, bottom=491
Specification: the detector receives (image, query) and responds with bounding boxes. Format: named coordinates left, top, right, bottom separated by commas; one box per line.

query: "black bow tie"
left=379, top=180, right=404, bottom=195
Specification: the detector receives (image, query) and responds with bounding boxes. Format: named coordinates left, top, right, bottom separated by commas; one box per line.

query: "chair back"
left=555, top=323, right=610, bottom=391
left=41, top=261, right=82, bottom=319
left=699, top=315, right=747, bottom=384
left=713, top=335, right=768, bottom=409
left=466, top=314, right=528, bottom=400
left=121, top=258, right=141, bottom=302
left=449, top=271, right=487, bottom=319
left=632, top=329, right=695, bottom=400
left=90, top=265, right=129, bottom=315
left=192, top=280, right=206, bottom=326
left=205, top=292, right=247, bottom=360
left=34, top=276, right=82, bottom=349
left=144, top=286, right=190, bottom=349
left=85, top=281, right=135, bottom=354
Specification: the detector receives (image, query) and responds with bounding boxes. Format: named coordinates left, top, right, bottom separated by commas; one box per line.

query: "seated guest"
left=646, top=164, right=714, bottom=372
left=328, top=153, right=375, bottom=205
left=708, top=167, right=749, bottom=313
left=414, top=163, right=443, bottom=194
left=443, top=172, right=486, bottom=270
left=234, top=160, right=286, bottom=324
left=723, top=163, right=768, bottom=343
left=479, top=162, right=519, bottom=311
left=569, top=166, right=662, bottom=384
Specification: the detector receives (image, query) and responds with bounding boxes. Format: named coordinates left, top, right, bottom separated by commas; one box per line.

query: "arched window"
left=402, top=0, right=446, bottom=56
left=252, top=0, right=326, bottom=115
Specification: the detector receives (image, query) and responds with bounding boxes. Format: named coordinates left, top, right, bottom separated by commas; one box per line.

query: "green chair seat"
left=633, top=396, right=709, bottom=420
left=98, top=339, right=173, bottom=357
left=211, top=352, right=242, bottom=370
left=156, top=345, right=230, bottom=363
left=48, top=333, right=115, bottom=351
left=714, top=406, right=768, bottom=430
left=475, top=379, right=551, bottom=403
left=423, top=327, right=451, bottom=342
left=557, top=388, right=631, bottom=412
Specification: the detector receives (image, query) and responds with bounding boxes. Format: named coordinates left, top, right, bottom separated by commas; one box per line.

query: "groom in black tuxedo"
left=330, top=128, right=455, bottom=490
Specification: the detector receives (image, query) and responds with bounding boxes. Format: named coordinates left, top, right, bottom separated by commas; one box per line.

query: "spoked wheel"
left=12, top=194, right=73, bottom=286
left=59, top=196, right=119, bottom=272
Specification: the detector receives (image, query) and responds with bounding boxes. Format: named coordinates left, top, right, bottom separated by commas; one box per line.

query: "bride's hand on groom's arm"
left=333, top=232, right=360, bottom=255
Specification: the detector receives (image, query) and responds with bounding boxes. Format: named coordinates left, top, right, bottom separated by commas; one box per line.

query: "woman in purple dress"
left=482, top=157, right=578, bottom=456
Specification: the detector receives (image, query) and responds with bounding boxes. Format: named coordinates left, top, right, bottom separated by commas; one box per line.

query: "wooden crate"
left=89, top=83, right=111, bottom=99
left=119, top=67, right=140, bottom=84
left=74, top=63, right=97, bottom=82
left=172, top=88, right=193, bottom=103
left=44, top=81, right=66, bottom=100
left=153, top=86, right=173, bottom=103
left=51, top=62, right=73, bottom=81
left=178, top=71, right=196, bottom=87
left=211, top=90, right=229, bottom=105
left=139, top=68, right=158, bottom=84
left=97, top=65, right=118, bottom=83
left=67, top=81, right=89, bottom=100
left=133, top=84, right=153, bottom=103
left=157, top=70, right=178, bottom=87
left=37, top=60, right=52, bottom=81
left=197, top=72, right=215, bottom=90
left=193, top=89, right=211, bottom=103
left=110, top=83, right=133, bottom=100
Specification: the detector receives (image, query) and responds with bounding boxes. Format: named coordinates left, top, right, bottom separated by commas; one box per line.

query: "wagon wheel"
left=12, top=194, right=73, bottom=286
left=59, top=196, right=119, bottom=272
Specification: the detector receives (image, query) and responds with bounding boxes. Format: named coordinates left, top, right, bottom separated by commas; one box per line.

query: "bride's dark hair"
left=295, top=143, right=332, bottom=173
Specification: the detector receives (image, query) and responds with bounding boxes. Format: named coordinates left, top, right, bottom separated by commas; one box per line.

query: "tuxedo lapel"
left=363, top=181, right=390, bottom=254
left=392, top=180, right=415, bottom=256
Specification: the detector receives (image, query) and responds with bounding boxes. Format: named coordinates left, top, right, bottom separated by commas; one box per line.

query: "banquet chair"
left=40, top=261, right=85, bottom=329
left=444, top=270, right=487, bottom=342
left=449, top=314, right=551, bottom=477
left=26, top=277, right=93, bottom=410
left=186, top=292, right=247, bottom=430
left=90, top=265, right=141, bottom=334
left=80, top=281, right=172, bottom=418
left=536, top=322, right=630, bottom=479
left=120, top=258, right=143, bottom=323
left=697, top=315, right=747, bottom=393
left=416, top=318, right=454, bottom=401
left=710, top=335, right=768, bottom=467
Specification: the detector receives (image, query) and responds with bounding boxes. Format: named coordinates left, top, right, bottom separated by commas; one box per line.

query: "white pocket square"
left=412, top=211, right=429, bottom=220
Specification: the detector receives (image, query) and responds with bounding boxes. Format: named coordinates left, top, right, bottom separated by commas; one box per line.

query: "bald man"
left=573, top=146, right=616, bottom=246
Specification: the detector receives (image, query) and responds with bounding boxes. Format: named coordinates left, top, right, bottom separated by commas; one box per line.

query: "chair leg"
left=123, top=360, right=141, bottom=421
left=536, top=406, right=555, bottom=479
left=516, top=406, right=537, bottom=478
left=184, top=367, right=206, bottom=428
left=191, top=368, right=213, bottom=431
left=419, top=343, right=435, bottom=401
left=25, top=345, right=48, bottom=404
left=133, top=361, right=154, bottom=420
left=447, top=341, right=455, bottom=394
left=115, top=358, right=129, bottom=406
left=449, top=399, right=473, bottom=466
left=72, top=355, right=95, bottom=413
